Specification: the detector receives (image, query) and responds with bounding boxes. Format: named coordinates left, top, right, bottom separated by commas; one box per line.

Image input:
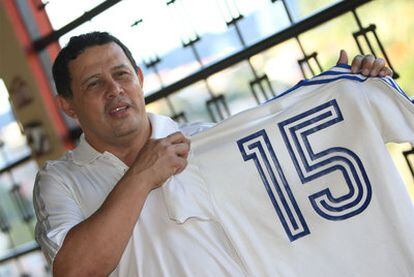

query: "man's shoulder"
left=37, top=150, right=78, bottom=180
left=33, top=151, right=80, bottom=206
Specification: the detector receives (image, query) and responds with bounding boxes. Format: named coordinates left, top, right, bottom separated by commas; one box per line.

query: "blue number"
left=237, top=99, right=372, bottom=241
left=237, top=130, right=310, bottom=241
left=278, top=99, right=372, bottom=220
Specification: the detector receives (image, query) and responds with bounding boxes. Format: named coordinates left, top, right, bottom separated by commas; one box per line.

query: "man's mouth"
left=108, top=104, right=130, bottom=117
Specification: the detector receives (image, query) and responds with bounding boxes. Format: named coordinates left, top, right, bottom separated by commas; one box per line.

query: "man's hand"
left=336, top=49, right=393, bottom=77
left=131, top=131, right=190, bottom=190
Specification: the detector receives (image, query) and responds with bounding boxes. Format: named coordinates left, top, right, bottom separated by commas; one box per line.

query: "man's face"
left=61, top=42, right=148, bottom=147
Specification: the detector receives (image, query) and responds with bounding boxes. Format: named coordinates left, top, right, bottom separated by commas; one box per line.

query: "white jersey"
left=163, top=65, right=414, bottom=276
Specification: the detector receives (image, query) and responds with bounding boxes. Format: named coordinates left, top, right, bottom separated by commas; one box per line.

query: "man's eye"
left=116, top=71, right=129, bottom=77
left=87, top=80, right=100, bottom=89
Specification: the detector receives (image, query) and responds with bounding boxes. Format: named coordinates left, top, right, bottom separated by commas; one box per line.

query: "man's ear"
left=137, top=67, right=144, bottom=88
left=56, top=95, right=78, bottom=119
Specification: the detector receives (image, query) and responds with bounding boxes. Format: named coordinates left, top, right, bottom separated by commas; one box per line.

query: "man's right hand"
left=131, top=131, right=191, bottom=190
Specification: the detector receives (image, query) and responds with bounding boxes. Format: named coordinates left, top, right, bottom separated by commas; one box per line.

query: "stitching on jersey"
left=33, top=173, right=62, bottom=265
left=191, top=153, right=250, bottom=276
left=360, top=80, right=387, bottom=145
left=269, top=74, right=368, bottom=102
left=373, top=78, right=414, bottom=126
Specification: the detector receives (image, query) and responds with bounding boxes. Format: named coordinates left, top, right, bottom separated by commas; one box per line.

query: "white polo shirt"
left=33, top=113, right=246, bottom=276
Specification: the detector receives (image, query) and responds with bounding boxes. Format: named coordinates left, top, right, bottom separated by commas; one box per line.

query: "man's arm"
left=52, top=132, right=190, bottom=276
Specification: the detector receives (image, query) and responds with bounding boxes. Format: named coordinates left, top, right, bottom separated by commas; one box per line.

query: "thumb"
left=336, top=49, right=348, bottom=65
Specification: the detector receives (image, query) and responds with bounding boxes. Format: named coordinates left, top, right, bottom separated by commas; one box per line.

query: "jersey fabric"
left=33, top=113, right=246, bottom=277
left=164, top=65, right=414, bottom=276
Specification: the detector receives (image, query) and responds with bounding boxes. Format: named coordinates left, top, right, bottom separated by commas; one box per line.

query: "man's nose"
left=106, top=79, right=123, bottom=98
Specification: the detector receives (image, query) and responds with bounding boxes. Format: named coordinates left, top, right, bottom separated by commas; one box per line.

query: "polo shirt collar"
left=71, top=134, right=101, bottom=165
left=71, top=113, right=180, bottom=165
left=148, top=112, right=180, bottom=139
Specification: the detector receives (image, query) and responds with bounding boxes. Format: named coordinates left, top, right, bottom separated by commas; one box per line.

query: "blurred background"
left=0, top=0, right=413, bottom=275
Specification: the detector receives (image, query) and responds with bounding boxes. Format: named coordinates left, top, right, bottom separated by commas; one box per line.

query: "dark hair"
left=52, top=31, right=139, bottom=98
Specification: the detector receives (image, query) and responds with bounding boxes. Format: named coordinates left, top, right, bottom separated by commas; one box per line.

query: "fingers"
left=350, top=54, right=392, bottom=77
left=360, top=54, right=375, bottom=76
left=164, top=132, right=191, bottom=174
left=166, top=133, right=191, bottom=156
left=132, top=132, right=192, bottom=189
left=173, top=159, right=188, bottom=175
left=351, top=54, right=376, bottom=74
left=168, top=144, right=189, bottom=175
left=173, top=142, right=191, bottom=159
left=336, top=49, right=348, bottom=65
left=167, top=131, right=190, bottom=144
left=369, top=58, right=385, bottom=76
left=379, top=67, right=393, bottom=77
left=351, top=55, right=364, bottom=73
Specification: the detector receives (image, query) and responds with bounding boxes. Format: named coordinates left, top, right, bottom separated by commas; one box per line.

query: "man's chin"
left=110, top=116, right=149, bottom=140
left=112, top=124, right=141, bottom=138
left=113, top=128, right=138, bottom=138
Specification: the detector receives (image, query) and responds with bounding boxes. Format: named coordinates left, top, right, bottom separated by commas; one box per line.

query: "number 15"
left=237, top=99, right=372, bottom=242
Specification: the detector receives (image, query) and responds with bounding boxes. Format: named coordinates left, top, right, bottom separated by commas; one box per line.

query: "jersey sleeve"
left=363, top=77, right=414, bottom=144
left=33, top=165, right=85, bottom=266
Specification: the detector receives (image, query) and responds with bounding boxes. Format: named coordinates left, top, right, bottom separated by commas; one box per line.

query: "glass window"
left=156, top=47, right=201, bottom=87
left=0, top=81, right=31, bottom=168
left=169, top=80, right=212, bottom=123
left=46, top=0, right=296, bottom=93
left=0, top=161, right=38, bottom=255
left=145, top=99, right=171, bottom=117
left=237, top=0, right=291, bottom=46
left=44, top=0, right=107, bottom=30
left=208, top=62, right=257, bottom=115
left=286, top=0, right=341, bottom=22
left=0, top=250, right=47, bottom=276
left=0, top=81, right=38, bottom=261
left=298, top=13, right=360, bottom=70
left=252, top=39, right=304, bottom=95
left=140, top=64, right=163, bottom=97
left=357, top=0, right=414, bottom=94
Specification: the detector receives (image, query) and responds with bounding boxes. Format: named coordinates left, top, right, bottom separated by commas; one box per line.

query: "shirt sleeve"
left=33, top=164, right=85, bottom=266
left=364, top=77, right=414, bottom=144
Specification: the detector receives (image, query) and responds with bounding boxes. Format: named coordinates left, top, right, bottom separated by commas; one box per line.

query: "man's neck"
left=84, top=120, right=151, bottom=167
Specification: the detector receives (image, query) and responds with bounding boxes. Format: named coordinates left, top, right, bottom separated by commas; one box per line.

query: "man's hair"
left=52, top=31, right=139, bottom=98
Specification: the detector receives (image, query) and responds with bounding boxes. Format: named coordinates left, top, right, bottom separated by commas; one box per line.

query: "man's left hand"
left=336, top=50, right=393, bottom=77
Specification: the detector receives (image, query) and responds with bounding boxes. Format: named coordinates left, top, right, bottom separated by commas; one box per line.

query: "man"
left=33, top=31, right=392, bottom=276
